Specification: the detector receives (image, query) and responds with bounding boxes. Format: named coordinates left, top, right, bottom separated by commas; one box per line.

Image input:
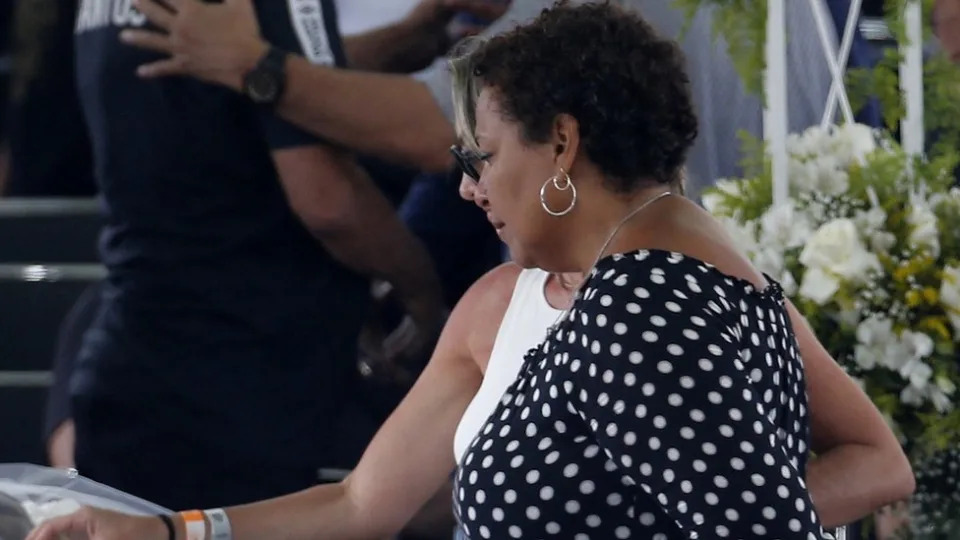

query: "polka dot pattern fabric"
left=454, top=250, right=833, bottom=539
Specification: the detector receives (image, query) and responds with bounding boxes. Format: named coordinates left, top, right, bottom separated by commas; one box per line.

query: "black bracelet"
left=157, top=514, right=176, bottom=540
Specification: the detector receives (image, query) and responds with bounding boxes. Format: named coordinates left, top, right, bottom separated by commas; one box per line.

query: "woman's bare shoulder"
left=445, top=262, right=525, bottom=372
left=451, top=262, right=524, bottom=324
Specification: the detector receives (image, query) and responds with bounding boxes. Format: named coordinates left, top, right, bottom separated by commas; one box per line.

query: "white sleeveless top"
left=453, top=268, right=563, bottom=463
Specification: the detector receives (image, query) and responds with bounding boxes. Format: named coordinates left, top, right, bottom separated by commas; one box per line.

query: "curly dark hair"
left=465, top=1, right=698, bottom=191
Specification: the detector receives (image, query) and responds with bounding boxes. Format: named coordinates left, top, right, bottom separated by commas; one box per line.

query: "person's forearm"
left=308, top=157, right=445, bottom=324
left=806, top=444, right=915, bottom=528
left=202, top=40, right=455, bottom=172
left=343, top=18, right=446, bottom=73
left=278, top=57, right=455, bottom=172
left=171, top=482, right=383, bottom=540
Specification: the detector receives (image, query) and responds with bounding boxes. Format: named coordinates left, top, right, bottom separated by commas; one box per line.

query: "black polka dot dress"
left=454, top=250, right=832, bottom=539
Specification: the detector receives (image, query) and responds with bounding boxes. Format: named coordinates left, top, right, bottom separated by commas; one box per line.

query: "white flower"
left=900, top=385, right=925, bottom=407
left=753, top=246, right=785, bottom=278
left=803, top=198, right=828, bottom=225
left=829, top=123, right=877, bottom=166
left=758, top=203, right=814, bottom=250
left=800, top=219, right=880, bottom=280
left=799, top=266, right=840, bottom=305
left=779, top=270, right=798, bottom=297
left=701, top=193, right=723, bottom=215
left=868, top=231, right=897, bottom=253
left=939, top=265, right=960, bottom=336
left=852, top=206, right=896, bottom=253
left=898, top=357, right=933, bottom=390
left=717, top=216, right=758, bottom=258
left=936, top=375, right=957, bottom=395
left=907, top=193, right=940, bottom=257
left=901, top=330, right=935, bottom=360
left=798, top=219, right=880, bottom=304
left=854, top=315, right=895, bottom=370
left=787, top=126, right=829, bottom=158
left=837, top=307, right=862, bottom=328
left=702, top=178, right=742, bottom=214
left=930, top=388, right=953, bottom=413
left=854, top=206, right=886, bottom=230
left=788, top=157, right=849, bottom=196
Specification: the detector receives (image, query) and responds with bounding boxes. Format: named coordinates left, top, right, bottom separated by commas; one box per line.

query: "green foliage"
left=846, top=0, right=960, bottom=162
left=671, top=0, right=768, bottom=98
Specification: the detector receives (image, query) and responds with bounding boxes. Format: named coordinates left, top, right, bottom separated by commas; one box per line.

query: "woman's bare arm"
left=28, top=264, right=525, bottom=540
left=212, top=265, right=525, bottom=539
left=787, top=300, right=915, bottom=528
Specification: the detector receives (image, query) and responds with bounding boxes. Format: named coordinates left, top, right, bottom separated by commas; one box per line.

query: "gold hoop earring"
left=540, top=168, right=577, bottom=217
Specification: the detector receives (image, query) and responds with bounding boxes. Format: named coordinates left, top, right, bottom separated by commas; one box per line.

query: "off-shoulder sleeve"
left=557, top=252, right=824, bottom=538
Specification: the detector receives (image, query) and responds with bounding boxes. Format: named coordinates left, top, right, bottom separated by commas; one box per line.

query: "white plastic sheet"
left=0, top=464, right=169, bottom=540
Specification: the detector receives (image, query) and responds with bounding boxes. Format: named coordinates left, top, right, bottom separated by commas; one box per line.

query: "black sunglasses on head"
left=450, top=145, right=491, bottom=182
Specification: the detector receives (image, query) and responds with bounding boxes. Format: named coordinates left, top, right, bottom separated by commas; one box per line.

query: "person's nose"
left=459, top=175, right=489, bottom=210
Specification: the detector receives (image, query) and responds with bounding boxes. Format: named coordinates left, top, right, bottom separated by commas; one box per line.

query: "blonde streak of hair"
left=449, top=39, right=484, bottom=153
left=673, top=167, right=688, bottom=196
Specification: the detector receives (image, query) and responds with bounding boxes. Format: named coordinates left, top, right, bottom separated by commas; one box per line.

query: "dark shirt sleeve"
left=253, top=0, right=346, bottom=150
left=558, top=256, right=822, bottom=538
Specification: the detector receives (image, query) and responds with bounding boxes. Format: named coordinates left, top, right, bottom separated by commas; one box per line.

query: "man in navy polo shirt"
left=71, top=0, right=444, bottom=510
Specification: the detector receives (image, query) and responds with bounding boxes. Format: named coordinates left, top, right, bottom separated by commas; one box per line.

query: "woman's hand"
left=26, top=507, right=168, bottom=540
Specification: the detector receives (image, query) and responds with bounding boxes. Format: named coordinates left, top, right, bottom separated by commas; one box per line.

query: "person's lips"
left=487, top=213, right=506, bottom=234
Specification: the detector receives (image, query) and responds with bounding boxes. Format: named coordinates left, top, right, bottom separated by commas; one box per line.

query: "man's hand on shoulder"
left=121, top=0, right=267, bottom=90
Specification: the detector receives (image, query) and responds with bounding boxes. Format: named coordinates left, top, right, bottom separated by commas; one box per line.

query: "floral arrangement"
left=911, top=447, right=960, bottom=536
left=703, top=123, right=960, bottom=458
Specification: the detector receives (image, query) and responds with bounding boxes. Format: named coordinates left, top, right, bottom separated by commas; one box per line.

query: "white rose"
left=799, top=218, right=881, bottom=282
left=799, top=266, right=840, bottom=305
left=940, top=265, right=960, bottom=336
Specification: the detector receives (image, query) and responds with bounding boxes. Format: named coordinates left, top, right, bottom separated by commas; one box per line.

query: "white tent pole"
left=765, top=0, right=789, bottom=205
left=814, top=0, right=862, bottom=127
left=899, top=0, right=925, bottom=157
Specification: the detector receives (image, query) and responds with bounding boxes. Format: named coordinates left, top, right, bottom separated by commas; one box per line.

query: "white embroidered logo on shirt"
left=75, top=0, right=147, bottom=34
left=287, top=0, right=335, bottom=65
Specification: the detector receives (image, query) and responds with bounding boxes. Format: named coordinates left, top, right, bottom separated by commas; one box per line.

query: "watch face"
left=245, top=69, right=280, bottom=104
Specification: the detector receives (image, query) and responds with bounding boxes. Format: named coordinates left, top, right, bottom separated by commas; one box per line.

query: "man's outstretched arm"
left=123, top=0, right=508, bottom=172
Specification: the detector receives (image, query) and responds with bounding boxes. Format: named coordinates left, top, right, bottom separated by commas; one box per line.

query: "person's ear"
left=552, top=113, right=581, bottom=170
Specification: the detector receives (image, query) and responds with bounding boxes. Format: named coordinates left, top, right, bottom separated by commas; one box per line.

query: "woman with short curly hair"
left=28, top=3, right=911, bottom=539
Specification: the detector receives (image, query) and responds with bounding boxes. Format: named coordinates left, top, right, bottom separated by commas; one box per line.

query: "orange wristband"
left=180, top=510, right=207, bottom=540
